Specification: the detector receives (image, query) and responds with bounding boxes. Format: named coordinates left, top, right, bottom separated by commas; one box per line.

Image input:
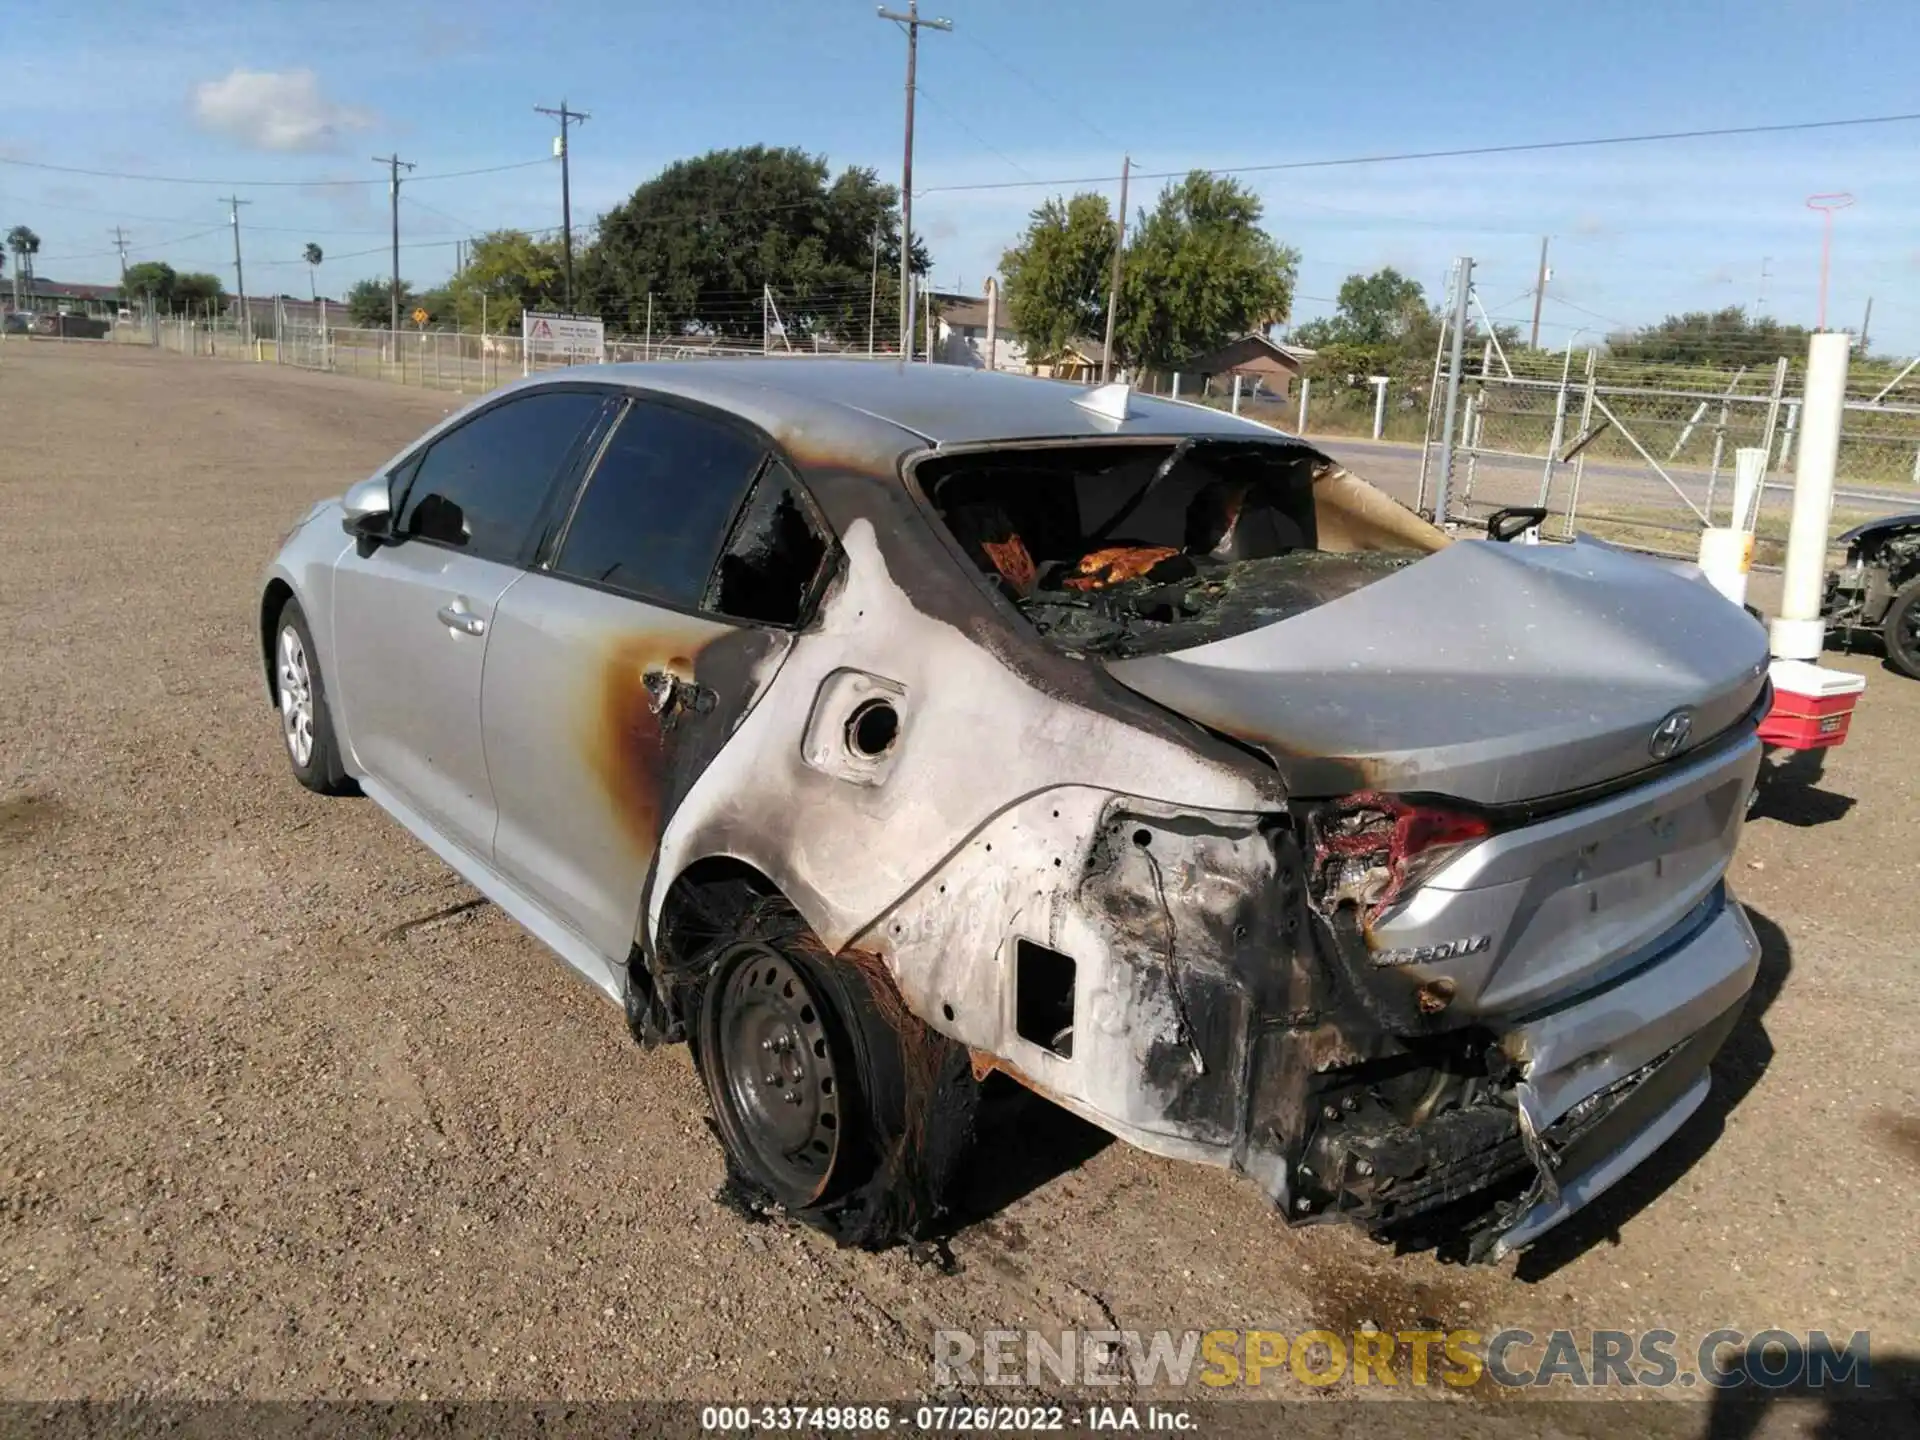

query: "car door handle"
left=642, top=666, right=716, bottom=716
left=436, top=601, right=487, bottom=637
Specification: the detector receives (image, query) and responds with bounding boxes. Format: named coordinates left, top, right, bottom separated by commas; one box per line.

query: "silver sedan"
left=259, top=360, right=1768, bottom=1260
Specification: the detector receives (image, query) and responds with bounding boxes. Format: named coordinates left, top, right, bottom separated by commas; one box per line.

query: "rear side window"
left=706, top=460, right=831, bottom=626
left=397, top=390, right=606, bottom=563
left=552, top=399, right=765, bottom=608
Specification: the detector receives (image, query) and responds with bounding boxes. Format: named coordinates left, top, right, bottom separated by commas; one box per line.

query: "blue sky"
left=4, top=0, right=1917, bottom=350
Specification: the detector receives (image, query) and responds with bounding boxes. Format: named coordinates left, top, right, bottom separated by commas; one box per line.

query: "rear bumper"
left=1471, top=890, right=1760, bottom=1259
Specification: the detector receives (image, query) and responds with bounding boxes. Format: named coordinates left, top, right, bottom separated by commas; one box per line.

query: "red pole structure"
left=1805, top=193, right=1854, bottom=332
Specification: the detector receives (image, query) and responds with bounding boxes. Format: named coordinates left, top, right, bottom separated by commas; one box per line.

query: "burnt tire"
left=692, top=901, right=978, bottom=1248
left=1883, top=574, right=1920, bottom=680
left=273, top=598, right=356, bottom=796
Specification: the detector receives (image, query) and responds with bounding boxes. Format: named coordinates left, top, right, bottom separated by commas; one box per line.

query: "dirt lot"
left=1, top=344, right=1915, bottom=1431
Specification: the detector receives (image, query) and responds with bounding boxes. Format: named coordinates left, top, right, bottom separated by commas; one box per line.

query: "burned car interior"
left=919, top=439, right=1446, bottom=657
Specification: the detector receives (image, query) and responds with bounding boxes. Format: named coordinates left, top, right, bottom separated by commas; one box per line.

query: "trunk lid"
left=1104, top=538, right=1771, bottom=806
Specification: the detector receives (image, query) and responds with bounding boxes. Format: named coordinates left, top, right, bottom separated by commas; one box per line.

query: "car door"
left=330, top=387, right=613, bottom=860
left=482, top=395, right=831, bottom=964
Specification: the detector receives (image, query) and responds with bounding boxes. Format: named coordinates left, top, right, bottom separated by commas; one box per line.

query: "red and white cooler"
left=1756, top=659, right=1867, bottom=751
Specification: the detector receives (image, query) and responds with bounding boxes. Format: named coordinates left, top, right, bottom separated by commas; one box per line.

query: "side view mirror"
left=341, top=475, right=394, bottom=543
left=1485, top=505, right=1550, bottom=543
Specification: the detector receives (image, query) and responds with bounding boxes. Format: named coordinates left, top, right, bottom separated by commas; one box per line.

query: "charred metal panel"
left=647, top=517, right=1284, bottom=964
left=483, top=573, right=790, bottom=964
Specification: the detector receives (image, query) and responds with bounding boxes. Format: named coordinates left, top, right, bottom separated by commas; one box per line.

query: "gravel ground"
left=1, top=344, right=1915, bottom=1432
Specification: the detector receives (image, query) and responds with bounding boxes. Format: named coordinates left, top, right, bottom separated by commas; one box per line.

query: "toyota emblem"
left=1649, top=708, right=1694, bottom=760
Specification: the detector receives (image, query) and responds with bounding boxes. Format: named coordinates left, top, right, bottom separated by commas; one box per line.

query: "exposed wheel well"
left=259, top=580, right=295, bottom=704
left=641, top=857, right=791, bottom=1041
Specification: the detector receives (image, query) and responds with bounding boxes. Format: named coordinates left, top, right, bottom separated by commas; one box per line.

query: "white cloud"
left=191, top=69, right=374, bottom=153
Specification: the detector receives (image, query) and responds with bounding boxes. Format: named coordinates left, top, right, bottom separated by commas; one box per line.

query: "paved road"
left=1310, top=435, right=1916, bottom=537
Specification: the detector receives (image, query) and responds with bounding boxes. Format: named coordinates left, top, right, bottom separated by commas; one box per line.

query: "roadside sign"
left=412, top=307, right=429, bottom=327
left=522, top=309, right=605, bottom=363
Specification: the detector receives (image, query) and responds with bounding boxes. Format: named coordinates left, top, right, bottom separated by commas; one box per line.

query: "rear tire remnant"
left=682, top=892, right=979, bottom=1249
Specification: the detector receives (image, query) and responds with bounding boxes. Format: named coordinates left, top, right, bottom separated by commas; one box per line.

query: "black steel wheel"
left=701, top=942, right=850, bottom=1208
left=1883, top=574, right=1920, bottom=680
left=682, top=894, right=982, bottom=1247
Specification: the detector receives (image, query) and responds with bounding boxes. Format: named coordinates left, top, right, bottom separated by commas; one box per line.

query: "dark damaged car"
left=1825, top=511, right=1920, bottom=679
left=258, top=362, right=1770, bottom=1263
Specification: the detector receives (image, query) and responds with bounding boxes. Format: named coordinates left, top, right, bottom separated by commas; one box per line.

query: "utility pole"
left=1432, top=256, right=1474, bottom=529
left=1100, top=155, right=1131, bottom=383
left=1758, top=256, right=1771, bottom=314
left=877, top=1, right=951, bottom=358
left=1860, top=295, right=1873, bottom=352
left=1528, top=234, right=1550, bottom=351
left=373, top=154, right=415, bottom=340
left=868, top=224, right=881, bottom=355
left=220, top=197, right=251, bottom=339
left=534, top=101, right=589, bottom=310
left=110, top=226, right=131, bottom=283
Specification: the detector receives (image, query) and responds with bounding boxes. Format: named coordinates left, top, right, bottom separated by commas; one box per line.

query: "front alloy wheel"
left=278, top=623, right=316, bottom=767
left=271, top=596, right=355, bottom=796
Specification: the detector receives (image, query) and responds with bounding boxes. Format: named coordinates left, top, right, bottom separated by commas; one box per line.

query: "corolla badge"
left=1649, top=707, right=1694, bottom=760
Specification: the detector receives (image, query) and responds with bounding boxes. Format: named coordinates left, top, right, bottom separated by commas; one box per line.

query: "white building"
left=933, top=291, right=1026, bottom=372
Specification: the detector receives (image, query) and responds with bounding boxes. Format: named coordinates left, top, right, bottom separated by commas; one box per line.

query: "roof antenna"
left=1074, top=381, right=1134, bottom=423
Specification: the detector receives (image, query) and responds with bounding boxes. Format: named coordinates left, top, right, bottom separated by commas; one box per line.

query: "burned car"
left=258, top=362, right=1769, bottom=1262
left=1825, top=511, right=1920, bottom=678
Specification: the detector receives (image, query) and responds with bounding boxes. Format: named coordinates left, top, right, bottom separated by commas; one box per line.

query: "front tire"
left=274, top=598, right=355, bottom=795
left=1883, top=574, right=1920, bottom=680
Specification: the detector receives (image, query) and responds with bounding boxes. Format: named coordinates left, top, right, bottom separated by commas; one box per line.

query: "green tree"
left=172, top=272, right=225, bottom=311
left=1606, top=306, right=1810, bottom=367
left=122, top=261, right=179, bottom=310
left=1293, top=266, right=1519, bottom=408
left=1117, top=173, right=1298, bottom=369
left=578, top=145, right=926, bottom=344
left=303, top=243, right=324, bottom=300
left=443, top=229, right=562, bottom=332
left=1295, top=267, right=1429, bottom=348
left=346, top=276, right=411, bottom=327
left=998, top=193, right=1116, bottom=357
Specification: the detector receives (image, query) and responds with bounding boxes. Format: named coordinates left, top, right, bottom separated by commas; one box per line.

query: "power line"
left=0, top=154, right=549, bottom=187
left=913, top=82, right=1035, bottom=180
left=912, top=109, right=1920, bottom=196
left=954, top=28, right=1121, bottom=153
left=403, top=194, right=486, bottom=234
left=35, top=223, right=230, bottom=264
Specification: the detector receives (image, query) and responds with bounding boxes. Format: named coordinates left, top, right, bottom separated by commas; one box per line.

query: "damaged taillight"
left=1307, top=793, right=1492, bottom=923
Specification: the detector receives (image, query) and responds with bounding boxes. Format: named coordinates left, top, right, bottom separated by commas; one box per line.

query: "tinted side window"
left=397, top=390, right=606, bottom=562
left=707, top=461, right=831, bottom=626
left=552, top=400, right=765, bottom=608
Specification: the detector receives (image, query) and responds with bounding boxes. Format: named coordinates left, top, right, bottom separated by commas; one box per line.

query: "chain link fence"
left=142, top=309, right=910, bottom=396
left=1419, top=344, right=1920, bottom=561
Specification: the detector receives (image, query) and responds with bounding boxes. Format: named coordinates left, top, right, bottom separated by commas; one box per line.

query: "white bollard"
left=1771, top=333, right=1850, bottom=660
left=1729, top=446, right=1767, bottom=534
left=1697, top=527, right=1754, bottom=607
left=1370, top=376, right=1389, bottom=439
